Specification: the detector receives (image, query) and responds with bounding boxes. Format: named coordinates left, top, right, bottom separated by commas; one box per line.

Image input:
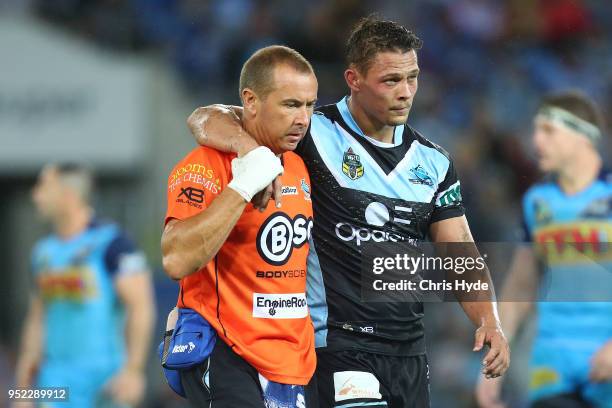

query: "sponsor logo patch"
left=252, top=293, right=308, bottom=319
left=255, top=269, right=306, bottom=279
left=171, top=341, right=196, bottom=354
left=281, top=186, right=298, bottom=196
left=333, top=371, right=383, bottom=402
left=176, top=187, right=205, bottom=209
left=256, top=212, right=313, bottom=265
left=435, top=181, right=462, bottom=207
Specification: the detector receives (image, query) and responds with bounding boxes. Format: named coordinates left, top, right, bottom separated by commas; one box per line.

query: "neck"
left=243, top=118, right=272, bottom=153
left=348, top=96, right=395, bottom=143
left=557, top=150, right=601, bottom=195
left=54, top=205, right=92, bottom=239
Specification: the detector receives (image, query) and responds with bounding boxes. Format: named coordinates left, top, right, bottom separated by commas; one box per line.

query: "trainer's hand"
left=475, top=374, right=506, bottom=408
left=473, top=323, right=510, bottom=379
left=104, top=367, right=145, bottom=406
left=251, top=175, right=283, bottom=211
left=228, top=147, right=283, bottom=202
left=590, top=340, right=612, bottom=382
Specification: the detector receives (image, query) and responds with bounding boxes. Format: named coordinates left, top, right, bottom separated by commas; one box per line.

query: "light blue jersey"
left=522, top=171, right=612, bottom=406
left=31, top=219, right=146, bottom=407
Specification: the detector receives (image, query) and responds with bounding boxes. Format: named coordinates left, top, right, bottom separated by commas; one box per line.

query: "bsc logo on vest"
left=256, top=212, right=314, bottom=266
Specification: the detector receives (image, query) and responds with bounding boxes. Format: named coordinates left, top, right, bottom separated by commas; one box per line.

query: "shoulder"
left=311, top=104, right=344, bottom=129
left=31, top=235, right=56, bottom=261
left=314, top=103, right=340, bottom=121
left=598, top=169, right=612, bottom=186
left=168, top=146, right=234, bottom=186
left=170, top=146, right=233, bottom=173
left=283, top=151, right=306, bottom=166
left=409, top=126, right=452, bottom=162
left=523, top=178, right=556, bottom=202
left=97, top=224, right=147, bottom=276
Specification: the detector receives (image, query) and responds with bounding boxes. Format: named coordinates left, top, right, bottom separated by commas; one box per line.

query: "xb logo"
left=256, top=212, right=313, bottom=265
left=178, top=187, right=204, bottom=203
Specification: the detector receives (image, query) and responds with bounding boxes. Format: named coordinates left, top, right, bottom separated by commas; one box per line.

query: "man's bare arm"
left=162, top=188, right=248, bottom=280
left=15, top=293, right=44, bottom=387
left=430, top=216, right=510, bottom=378
left=497, top=246, right=537, bottom=342
left=187, top=105, right=255, bottom=156
left=187, top=105, right=281, bottom=209
left=430, top=216, right=500, bottom=326
left=105, top=272, right=156, bottom=405
left=163, top=145, right=283, bottom=279
left=475, top=243, right=538, bottom=407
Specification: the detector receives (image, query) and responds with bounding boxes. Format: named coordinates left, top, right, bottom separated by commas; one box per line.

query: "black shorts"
left=180, top=339, right=318, bottom=408
left=316, top=348, right=430, bottom=408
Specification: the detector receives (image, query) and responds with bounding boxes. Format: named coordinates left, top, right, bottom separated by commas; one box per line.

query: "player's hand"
left=589, top=340, right=612, bottom=382
left=236, top=136, right=261, bottom=158
left=104, top=367, right=145, bottom=406
left=228, top=147, right=284, bottom=202
left=252, top=176, right=283, bottom=211
left=473, top=322, right=510, bottom=378
left=475, top=374, right=506, bottom=408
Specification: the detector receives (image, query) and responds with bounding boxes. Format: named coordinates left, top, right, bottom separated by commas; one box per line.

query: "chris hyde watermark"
left=372, top=278, right=489, bottom=293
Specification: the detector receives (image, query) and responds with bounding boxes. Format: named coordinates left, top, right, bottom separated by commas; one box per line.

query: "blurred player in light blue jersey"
left=14, top=163, right=155, bottom=408
left=477, top=91, right=612, bottom=408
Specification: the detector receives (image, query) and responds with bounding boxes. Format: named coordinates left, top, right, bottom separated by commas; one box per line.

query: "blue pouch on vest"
left=158, top=341, right=186, bottom=397
left=159, top=308, right=217, bottom=398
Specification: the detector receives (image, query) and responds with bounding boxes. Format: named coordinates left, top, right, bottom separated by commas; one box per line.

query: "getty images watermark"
left=361, top=241, right=612, bottom=303
left=371, top=252, right=490, bottom=293
left=361, top=242, right=495, bottom=303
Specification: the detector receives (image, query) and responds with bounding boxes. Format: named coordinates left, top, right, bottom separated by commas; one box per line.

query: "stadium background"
left=0, top=0, right=610, bottom=407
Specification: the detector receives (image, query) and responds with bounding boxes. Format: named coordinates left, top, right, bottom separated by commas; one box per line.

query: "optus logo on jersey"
left=252, top=293, right=308, bottom=319
left=335, top=201, right=415, bottom=246
left=336, top=223, right=408, bottom=246
left=257, top=212, right=313, bottom=265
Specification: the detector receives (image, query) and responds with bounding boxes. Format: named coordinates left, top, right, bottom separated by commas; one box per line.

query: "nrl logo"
left=342, top=147, right=364, bottom=180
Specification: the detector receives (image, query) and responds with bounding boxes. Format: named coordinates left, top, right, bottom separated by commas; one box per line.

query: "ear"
left=241, top=88, right=259, bottom=116
left=344, top=66, right=361, bottom=93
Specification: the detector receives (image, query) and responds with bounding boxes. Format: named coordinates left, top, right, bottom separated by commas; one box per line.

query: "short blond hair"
left=239, top=45, right=314, bottom=100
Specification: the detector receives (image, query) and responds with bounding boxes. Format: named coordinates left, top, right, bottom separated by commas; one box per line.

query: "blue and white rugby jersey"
left=296, top=97, right=464, bottom=355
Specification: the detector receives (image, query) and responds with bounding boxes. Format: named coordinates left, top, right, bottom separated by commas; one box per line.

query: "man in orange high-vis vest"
left=161, top=45, right=318, bottom=408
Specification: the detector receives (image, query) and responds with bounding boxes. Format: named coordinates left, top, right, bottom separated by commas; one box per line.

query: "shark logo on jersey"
left=409, top=165, right=434, bottom=186
left=342, top=147, right=364, bottom=180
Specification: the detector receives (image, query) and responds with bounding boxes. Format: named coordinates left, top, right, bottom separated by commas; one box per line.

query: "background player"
left=476, top=91, right=612, bottom=408
left=15, top=163, right=155, bottom=407
left=186, top=16, right=509, bottom=408
left=161, top=45, right=318, bottom=407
